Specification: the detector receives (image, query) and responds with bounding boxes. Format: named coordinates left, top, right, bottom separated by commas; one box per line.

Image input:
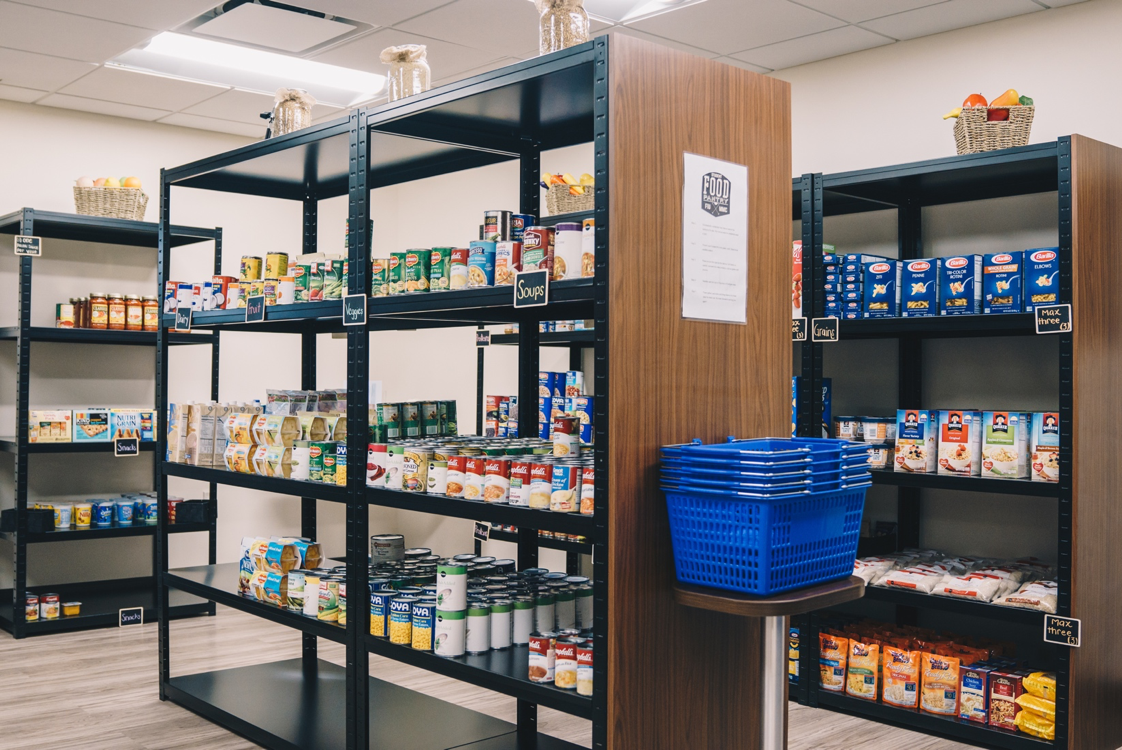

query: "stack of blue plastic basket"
left=661, top=437, right=871, bottom=596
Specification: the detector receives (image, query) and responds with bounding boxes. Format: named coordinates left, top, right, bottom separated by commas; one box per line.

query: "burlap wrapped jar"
left=381, top=44, right=431, bottom=102
left=271, top=88, right=315, bottom=137
left=537, top=0, right=589, bottom=55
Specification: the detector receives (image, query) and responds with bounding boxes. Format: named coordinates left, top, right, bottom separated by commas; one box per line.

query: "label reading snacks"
left=792, top=317, right=807, bottom=341
left=514, top=270, right=549, bottom=309
left=1034, top=304, right=1072, bottom=335
left=114, top=437, right=139, bottom=457
left=811, top=317, right=839, bottom=343
left=1044, top=615, right=1081, bottom=647
left=119, top=607, right=144, bottom=627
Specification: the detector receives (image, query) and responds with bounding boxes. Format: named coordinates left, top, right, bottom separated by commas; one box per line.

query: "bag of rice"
left=933, top=573, right=1015, bottom=603
left=995, top=580, right=1058, bottom=613
left=882, top=646, right=920, bottom=708
left=920, top=652, right=960, bottom=716
left=880, top=567, right=946, bottom=594
left=846, top=639, right=880, bottom=701
left=819, top=633, right=848, bottom=692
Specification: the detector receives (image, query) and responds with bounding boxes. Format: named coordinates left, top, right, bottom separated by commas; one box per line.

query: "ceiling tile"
left=182, top=88, right=277, bottom=125
left=714, top=56, right=771, bottom=74
left=194, top=3, right=358, bottom=53
left=0, top=47, right=96, bottom=90
left=1035, top=0, right=1090, bottom=5
left=0, top=2, right=156, bottom=62
left=8, top=0, right=221, bottom=30
left=791, top=0, right=944, bottom=23
left=37, top=93, right=170, bottom=121
left=159, top=112, right=264, bottom=138
left=295, top=0, right=455, bottom=27
left=733, top=25, right=892, bottom=69
left=395, top=0, right=539, bottom=53
left=0, top=82, right=45, bottom=102
left=594, top=26, right=721, bottom=58
left=627, top=0, right=844, bottom=55
left=313, top=28, right=503, bottom=80
left=860, top=0, right=1043, bottom=40
left=59, top=66, right=227, bottom=111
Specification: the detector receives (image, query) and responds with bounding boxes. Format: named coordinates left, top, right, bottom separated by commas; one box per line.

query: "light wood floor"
left=0, top=607, right=976, bottom=750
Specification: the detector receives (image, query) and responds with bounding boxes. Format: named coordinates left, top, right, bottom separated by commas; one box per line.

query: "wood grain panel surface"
left=605, top=35, right=791, bottom=750
left=1069, top=134, right=1122, bottom=750
left=674, top=577, right=865, bottom=618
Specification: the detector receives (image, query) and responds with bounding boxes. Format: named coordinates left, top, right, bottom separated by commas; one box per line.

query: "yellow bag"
left=1016, top=693, right=1056, bottom=721
left=1015, top=709, right=1056, bottom=741
left=846, top=640, right=880, bottom=701
left=1023, top=671, right=1057, bottom=701
left=819, top=633, right=848, bottom=692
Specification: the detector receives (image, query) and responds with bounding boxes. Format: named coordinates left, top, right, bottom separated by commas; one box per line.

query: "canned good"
left=303, top=575, right=321, bottom=618
left=338, top=582, right=348, bottom=626
left=512, top=597, right=534, bottom=645
left=555, top=588, right=577, bottom=630
left=308, top=441, right=329, bottom=482
left=411, top=599, right=436, bottom=650
left=528, top=631, right=557, bottom=683
left=389, top=595, right=416, bottom=645
left=265, top=252, right=289, bottom=279
left=336, top=443, right=347, bottom=486
left=446, top=454, right=466, bottom=497
left=427, top=460, right=448, bottom=494
left=277, top=276, right=296, bottom=305
left=529, top=461, right=553, bottom=509
left=228, top=282, right=243, bottom=308
left=465, top=603, right=491, bottom=654
left=401, top=249, right=429, bottom=293
left=288, top=570, right=306, bottom=613
left=368, top=588, right=399, bottom=637
left=511, top=213, right=535, bottom=242
left=550, top=463, right=581, bottom=513
left=521, top=226, right=555, bottom=272
left=386, top=445, right=405, bottom=490
left=509, top=459, right=532, bottom=506
left=435, top=560, right=468, bottom=611
left=56, top=303, right=75, bottom=328
left=422, top=402, right=441, bottom=436
left=555, top=637, right=580, bottom=689
left=552, top=416, right=580, bottom=457
left=483, top=457, right=511, bottom=503
left=495, top=241, right=522, bottom=285
left=239, top=255, right=263, bottom=282
left=25, top=594, right=38, bottom=622
left=402, top=447, right=431, bottom=492
left=576, top=642, right=594, bottom=696
left=429, top=247, right=452, bottom=291
left=248, top=279, right=265, bottom=299
left=318, top=577, right=341, bottom=621
left=464, top=456, right=485, bottom=500
left=40, top=592, right=60, bottom=621
left=370, top=533, right=404, bottom=564
left=581, top=218, right=595, bottom=278
left=580, top=465, right=595, bottom=515
left=553, top=222, right=583, bottom=281
left=321, top=442, right=338, bottom=485
left=467, top=241, right=496, bottom=287
left=535, top=592, right=556, bottom=632
left=402, top=403, right=421, bottom=438
left=434, top=609, right=466, bottom=657
left=490, top=599, right=513, bottom=650
left=575, top=585, right=594, bottom=630
left=370, top=258, right=389, bottom=297
left=483, top=210, right=512, bottom=242
left=450, top=248, right=470, bottom=290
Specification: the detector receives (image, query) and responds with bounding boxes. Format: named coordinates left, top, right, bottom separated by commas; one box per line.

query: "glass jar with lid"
left=538, top=0, right=589, bottom=55
left=125, top=295, right=143, bottom=331
left=142, top=296, right=159, bottom=332
left=271, top=88, right=315, bottom=137
left=89, top=293, right=109, bottom=330
left=380, top=45, right=431, bottom=102
left=107, top=294, right=126, bottom=330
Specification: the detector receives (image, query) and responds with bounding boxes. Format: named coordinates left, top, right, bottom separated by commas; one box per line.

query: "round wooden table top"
left=672, top=576, right=865, bottom=618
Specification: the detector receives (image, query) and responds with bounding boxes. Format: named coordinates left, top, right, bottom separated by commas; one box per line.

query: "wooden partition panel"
left=1069, top=134, right=1122, bottom=750
left=606, top=35, right=791, bottom=750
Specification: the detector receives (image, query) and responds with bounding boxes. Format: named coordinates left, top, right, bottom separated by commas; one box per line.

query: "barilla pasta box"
left=937, top=410, right=982, bottom=476
left=863, top=260, right=901, bottom=318
left=981, top=411, right=1031, bottom=479
left=1023, top=247, right=1060, bottom=310
left=940, top=255, right=981, bottom=315
left=983, top=251, right=1023, bottom=314
left=901, top=259, right=940, bottom=317
left=895, top=410, right=937, bottom=473
left=1030, top=412, right=1060, bottom=483
left=842, top=254, right=888, bottom=274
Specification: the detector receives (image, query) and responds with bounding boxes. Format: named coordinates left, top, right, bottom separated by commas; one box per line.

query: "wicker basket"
left=953, top=106, right=1034, bottom=155
left=545, top=183, right=593, bottom=215
left=73, top=187, right=149, bottom=221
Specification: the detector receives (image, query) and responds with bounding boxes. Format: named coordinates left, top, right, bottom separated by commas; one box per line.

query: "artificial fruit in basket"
left=944, top=90, right=1033, bottom=121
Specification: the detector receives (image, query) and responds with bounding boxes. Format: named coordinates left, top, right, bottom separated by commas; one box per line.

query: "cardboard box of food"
left=29, top=409, right=71, bottom=443
left=73, top=408, right=111, bottom=442
left=110, top=409, right=155, bottom=442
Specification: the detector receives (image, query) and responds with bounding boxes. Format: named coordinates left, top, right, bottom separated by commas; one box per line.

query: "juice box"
left=404, top=249, right=430, bottom=293
left=371, top=258, right=389, bottom=297
left=1023, top=247, right=1060, bottom=310
left=937, top=410, right=982, bottom=476
left=73, top=407, right=111, bottom=442
left=981, top=411, right=1030, bottom=479
left=429, top=248, right=452, bottom=291
left=389, top=251, right=406, bottom=295
left=1030, top=412, right=1060, bottom=482
left=863, top=260, right=901, bottom=318
left=901, top=259, right=939, bottom=317
left=982, top=251, right=1023, bottom=314
left=894, top=409, right=937, bottom=473
left=940, top=255, right=981, bottom=315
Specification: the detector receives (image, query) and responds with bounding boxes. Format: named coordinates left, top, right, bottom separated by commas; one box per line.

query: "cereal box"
left=981, top=411, right=1031, bottom=479
left=940, top=255, right=981, bottom=315
left=989, top=670, right=1025, bottom=730
left=28, top=409, right=71, bottom=443
left=1023, top=247, right=1060, bottom=310
left=894, top=410, right=937, bottom=473
left=792, top=241, right=803, bottom=318
left=983, top=251, right=1023, bottom=314
left=960, top=663, right=996, bottom=724
left=937, top=410, right=982, bottom=476
left=901, top=259, right=940, bottom=317
left=73, top=407, right=111, bottom=442
left=863, top=260, right=901, bottom=318
left=1030, top=412, right=1060, bottom=482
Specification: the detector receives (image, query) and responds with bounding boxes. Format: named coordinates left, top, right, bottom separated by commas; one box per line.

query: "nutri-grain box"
left=863, top=260, right=901, bottom=318
left=983, top=251, right=1023, bottom=314
left=1023, top=247, right=1060, bottom=310
left=981, top=411, right=1031, bottom=479
left=1030, top=412, right=1060, bottom=482
left=901, top=259, right=940, bottom=317
left=937, top=410, right=982, bottom=476
left=894, top=410, right=937, bottom=473
left=940, top=255, right=982, bottom=315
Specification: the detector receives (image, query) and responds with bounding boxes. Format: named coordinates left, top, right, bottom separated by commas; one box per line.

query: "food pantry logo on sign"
left=701, top=172, right=732, bottom=217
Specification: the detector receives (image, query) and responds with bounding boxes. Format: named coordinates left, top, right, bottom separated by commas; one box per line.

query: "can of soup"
left=529, top=460, right=553, bottom=509
left=522, top=227, right=555, bottom=272
left=427, top=459, right=448, bottom=494
left=576, top=642, right=594, bottom=696
left=402, top=447, right=431, bottom=492
left=40, top=593, right=60, bottom=620
left=579, top=465, right=595, bottom=515
left=446, top=454, right=466, bottom=497
left=528, top=631, right=557, bottom=683
left=483, top=457, right=511, bottom=503
left=464, top=456, right=486, bottom=500
left=511, top=213, right=535, bottom=242
left=483, top=210, right=511, bottom=242
left=509, top=459, right=532, bottom=506
left=555, top=637, right=580, bottom=689
left=434, top=609, right=467, bottom=657
left=25, top=594, right=39, bottom=622
left=466, top=603, right=491, bottom=654
left=552, top=416, right=580, bottom=457
left=386, top=445, right=405, bottom=490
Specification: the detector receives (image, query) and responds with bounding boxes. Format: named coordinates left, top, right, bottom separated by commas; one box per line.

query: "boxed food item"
left=940, top=255, right=982, bottom=315
left=186, top=403, right=214, bottom=467
left=73, top=407, right=111, bottom=442
left=792, top=241, right=803, bottom=318
left=109, top=409, right=155, bottom=442
left=901, top=259, right=940, bottom=317
left=981, top=411, right=1031, bottom=479
left=989, top=670, right=1026, bottom=731
left=1023, top=247, right=1060, bottom=310
left=842, top=253, right=887, bottom=273
left=1030, top=412, right=1060, bottom=482
left=894, top=409, right=937, bottom=473
left=863, top=260, right=901, bottom=318
left=166, top=403, right=189, bottom=462
left=983, top=251, right=1023, bottom=314
left=959, top=663, right=996, bottom=724
left=937, top=410, right=982, bottom=476
left=920, top=652, right=960, bottom=716
left=29, top=410, right=72, bottom=443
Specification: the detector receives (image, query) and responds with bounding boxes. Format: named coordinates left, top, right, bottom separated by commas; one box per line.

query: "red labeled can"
left=464, top=456, right=485, bottom=501
left=554, top=637, right=580, bottom=690
left=446, top=454, right=467, bottom=497
left=167, top=498, right=182, bottom=523
left=40, top=592, right=60, bottom=620
left=529, top=460, right=553, bottom=509
left=483, top=457, right=511, bottom=504
left=576, top=642, right=593, bottom=696
left=211, top=275, right=237, bottom=309
left=509, top=459, right=532, bottom=506
left=552, top=416, right=580, bottom=457
left=580, top=465, right=595, bottom=515
left=521, top=226, right=555, bottom=273
left=25, top=594, right=39, bottom=622
left=528, top=631, right=557, bottom=683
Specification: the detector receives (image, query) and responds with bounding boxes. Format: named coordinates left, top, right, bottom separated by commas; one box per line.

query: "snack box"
left=981, top=411, right=1031, bottom=479
left=901, top=259, right=940, bottom=317
left=1030, top=412, right=1060, bottom=483
left=940, top=255, right=982, bottom=315
left=1023, top=247, right=1060, bottom=311
left=988, top=670, right=1027, bottom=731
left=937, top=410, right=982, bottom=476
left=894, top=409, right=937, bottom=473
left=983, top=251, right=1023, bottom=314
left=73, top=407, right=111, bottom=442
left=863, top=260, right=901, bottom=318
left=960, top=663, right=997, bottom=724
left=109, top=409, right=155, bottom=442
left=28, top=409, right=72, bottom=443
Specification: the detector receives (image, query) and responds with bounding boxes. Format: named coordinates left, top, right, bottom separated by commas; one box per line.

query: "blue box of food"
left=824, top=263, right=838, bottom=273
left=571, top=395, right=593, bottom=443
left=538, top=371, right=559, bottom=398
left=841, top=311, right=861, bottom=319
left=841, top=290, right=862, bottom=303
left=940, top=255, right=981, bottom=315
left=983, top=251, right=1023, bottom=314
left=843, top=256, right=888, bottom=274
left=1023, top=247, right=1060, bottom=310
left=863, top=260, right=901, bottom=318
left=823, top=272, right=840, bottom=284
left=823, top=282, right=840, bottom=294
left=901, top=258, right=940, bottom=317
left=538, top=396, right=553, bottom=439
left=841, top=272, right=863, bottom=284
left=840, top=282, right=863, bottom=294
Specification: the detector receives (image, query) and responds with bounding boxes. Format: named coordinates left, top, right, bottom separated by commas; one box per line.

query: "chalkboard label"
left=174, top=308, right=192, bottom=332
left=14, top=236, right=41, bottom=257
left=514, top=270, right=549, bottom=309
left=114, top=437, right=139, bottom=457
left=1035, top=304, right=1072, bottom=334
left=1044, top=614, right=1081, bottom=647
left=792, top=317, right=807, bottom=342
left=244, top=295, right=265, bottom=323
left=811, top=317, right=839, bottom=343
left=473, top=521, right=490, bottom=542
left=343, top=293, right=366, bottom=326
left=476, top=330, right=491, bottom=347
left=119, top=607, right=144, bottom=627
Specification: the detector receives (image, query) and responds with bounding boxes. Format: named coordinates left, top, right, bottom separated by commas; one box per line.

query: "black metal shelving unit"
left=789, top=142, right=1073, bottom=750
left=0, top=208, right=218, bottom=638
left=158, top=40, right=608, bottom=750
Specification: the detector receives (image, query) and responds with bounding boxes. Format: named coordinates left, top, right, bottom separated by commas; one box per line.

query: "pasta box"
left=863, top=260, right=901, bottom=318
left=937, top=410, right=982, bottom=476
left=981, top=411, right=1031, bottom=479
left=73, top=407, right=111, bottom=442
left=959, top=663, right=996, bottom=724
left=842, top=254, right=888, bottom=274
left=983, top=251, right=1023, bottom=314
left=901, top=259, right=940, bottom=317
left=940, top=255, right=981, bottom=315
left=1023, top=247, right=1060, bottom=310
left=894, top=410, right=937, bottom=473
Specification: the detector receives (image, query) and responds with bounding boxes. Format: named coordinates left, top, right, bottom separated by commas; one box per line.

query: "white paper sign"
left=681, top=152, right=749, bottom=324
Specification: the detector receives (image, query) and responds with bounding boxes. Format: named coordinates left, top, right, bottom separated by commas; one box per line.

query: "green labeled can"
left=422, top=402, right=441, bottom=436
left=402, top=402, right=421, bottom=438
left=404, top=249, right=431, bottom=293
left=382, top=403, right=401, bottom=440
left=307, top=261, right=325, bottom=302
left=371, top=258, right=389, bottom=297
left=443, top=401, right=458, bottom=435
left=429, top=247, right=452, bottom=291
left=323, top=258, right=344, bottom=300
left=370, top=422, right=387, bottom=443
left=389, top=251, right=406, bottom=295
left=293, top=264, right=310, bottom=302
left=308, top=440, right=326, bottom=482
left=321, top=442, right=338, bottom=484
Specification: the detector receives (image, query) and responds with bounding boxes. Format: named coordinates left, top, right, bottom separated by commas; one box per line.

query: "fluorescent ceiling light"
left=111, top=32, right=384, bottom=108
left=532, top=0, right=708, bottom=23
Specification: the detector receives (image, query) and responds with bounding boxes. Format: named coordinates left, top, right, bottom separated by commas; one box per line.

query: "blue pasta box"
left=1023, top=247, right=1060, bottom=310
left=822, top=245, right=837, bottom=266
left=940, top=255, right=981, bottom=315
left=863, top=260, right=901, bottom=318
left=842, top=300, right=862, bottom=313
left=901, top=259, right=940, bottom=317
left=823, top=263, right=838, bottom=274
left=841, top=311, right=861, bottom=319
left=841, top=271, right=863, bottom=284
left=842, top=254, right=888, bottom=274
left=823, top=304, right=840, bottom=318
left=824, top=272, right=840, bottom=284
left=983, top=251, right=1023, bottom=314
left=841, top=290, right=862, bottom=303
left=538, top=396, right=553, bottom=439
left=840, top=282, right=863, bottom=294
left=823, top=282, right=840, bottom=294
